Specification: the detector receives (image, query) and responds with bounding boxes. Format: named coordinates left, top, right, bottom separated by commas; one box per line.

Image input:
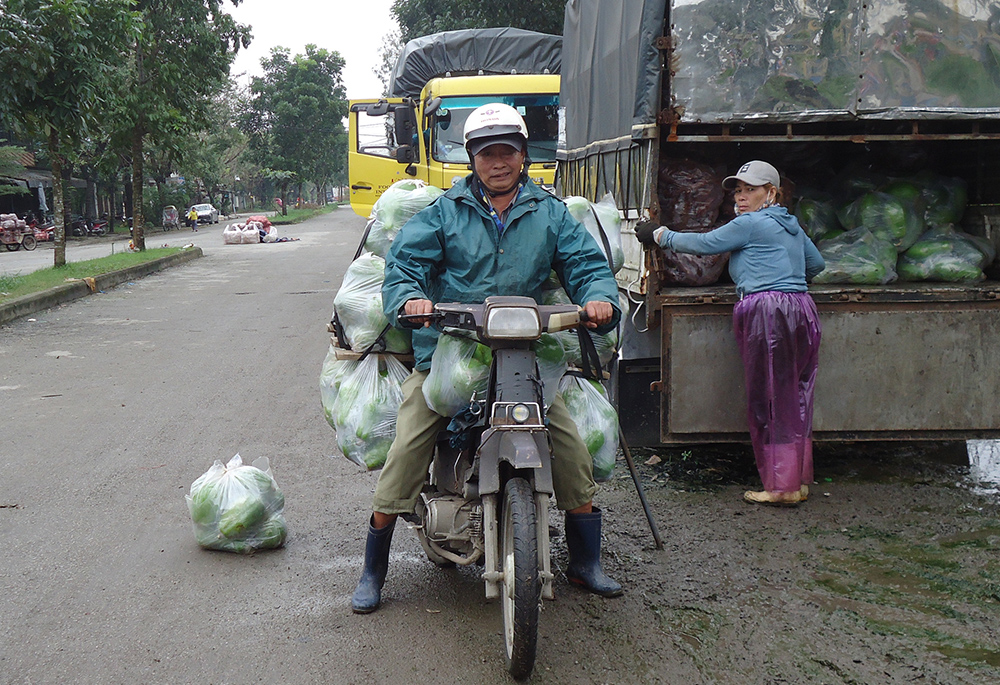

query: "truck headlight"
left=484, top=307, right=541, bottom=339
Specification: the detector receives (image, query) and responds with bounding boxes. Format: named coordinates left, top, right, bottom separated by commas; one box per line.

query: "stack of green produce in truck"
left=563, top=193, right=625, bottom=273
left=187, top=454, right=287, bottom=553
left=363, top=179, right=444, bottom=257
left=801, top=172, right=993, bottom=284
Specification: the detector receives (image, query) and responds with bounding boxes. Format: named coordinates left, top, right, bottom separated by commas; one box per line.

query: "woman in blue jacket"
left=637, top=160, right=825, bottom=506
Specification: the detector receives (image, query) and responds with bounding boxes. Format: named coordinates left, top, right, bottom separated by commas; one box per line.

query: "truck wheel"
left=500, top=477, right=539, bottom=680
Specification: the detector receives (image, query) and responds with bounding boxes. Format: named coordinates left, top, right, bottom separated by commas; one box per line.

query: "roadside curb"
left=0, top=247, right=204, bottom=326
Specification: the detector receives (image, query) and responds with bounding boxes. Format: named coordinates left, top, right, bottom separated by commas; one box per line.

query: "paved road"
left=0, top=207, right=653, bottom=684
left=0, top=217, right=250, bottom=277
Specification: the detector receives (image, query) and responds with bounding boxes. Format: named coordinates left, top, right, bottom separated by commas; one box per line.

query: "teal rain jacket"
left=383, top=176, right=622, bottom=370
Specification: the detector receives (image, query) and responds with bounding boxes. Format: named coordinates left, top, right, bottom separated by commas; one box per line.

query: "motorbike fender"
left=477, top=428, right=553, bottom=496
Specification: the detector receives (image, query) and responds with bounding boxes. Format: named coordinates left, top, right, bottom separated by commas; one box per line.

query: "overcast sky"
left=227, top=0, right=399, bottom=100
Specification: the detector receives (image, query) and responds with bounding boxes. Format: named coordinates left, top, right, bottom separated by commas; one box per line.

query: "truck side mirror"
left=395, top=145, right=416, bottom=164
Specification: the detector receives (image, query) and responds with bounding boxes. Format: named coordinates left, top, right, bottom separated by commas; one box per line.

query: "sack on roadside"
left=186, top=453, right=287, bottom=554
left=223, top=223, right=243, bottom=244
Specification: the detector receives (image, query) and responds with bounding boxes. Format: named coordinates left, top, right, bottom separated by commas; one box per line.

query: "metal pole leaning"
left=618, top=426, right=664, bottom=550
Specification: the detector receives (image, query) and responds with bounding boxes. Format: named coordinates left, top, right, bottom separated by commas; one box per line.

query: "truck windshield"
left=431, top=95, right=559, bottom=165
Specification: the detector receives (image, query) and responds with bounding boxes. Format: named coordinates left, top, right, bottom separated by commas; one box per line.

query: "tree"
left=390, top=0, right=565, bottom=43
left=114, top=0, right=249, bottom=250
left=241, top=45, right=348, bottom=214
left=0, top=0, right=137, bottom=265
left=0, top=143, right=30, bottom=199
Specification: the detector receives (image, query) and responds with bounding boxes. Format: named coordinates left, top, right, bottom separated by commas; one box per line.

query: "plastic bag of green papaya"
left=897, top=226, right=996, bottom=283
left=422, top=332, right=493, bottom=417
left=363, top=179, right=444, bottom=257
left=333, top=353, right=409, bottom=470
left=186, top=453, right=287, bottom=554
left=813, top=227, right=898, bottom=285
left=558, top=375, right=619, bottom=482
left=319, top=346, right=355, bottom=428
left=837, top=191, right=924, bottom=253
left=332, top=253, right=413, bottom=354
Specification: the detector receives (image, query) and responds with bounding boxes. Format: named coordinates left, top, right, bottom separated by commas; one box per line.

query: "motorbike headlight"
left=511, top=404, right=531, bottom=424
left=484, top=307, right=541, bottom=339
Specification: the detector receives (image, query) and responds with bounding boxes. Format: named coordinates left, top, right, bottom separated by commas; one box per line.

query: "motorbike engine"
left=416, top=494, right=482, bottom=561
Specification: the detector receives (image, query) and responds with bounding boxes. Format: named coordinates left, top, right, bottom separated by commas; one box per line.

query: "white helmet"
left=463, top=103, right=528, bottom=156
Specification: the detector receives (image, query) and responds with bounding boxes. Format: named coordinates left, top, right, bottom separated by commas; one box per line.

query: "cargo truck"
left=348, top=28, right=562, bottom=218
left=557, top=0, right=1000, bottom=445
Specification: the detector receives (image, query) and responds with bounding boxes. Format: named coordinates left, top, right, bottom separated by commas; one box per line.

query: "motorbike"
left=70, top=216, right=107, bottom=237
left=399, top=295, right=586, bottom=680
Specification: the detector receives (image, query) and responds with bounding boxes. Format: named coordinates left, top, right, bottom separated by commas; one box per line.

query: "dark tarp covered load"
left=388, top=28, right=561, bottom=99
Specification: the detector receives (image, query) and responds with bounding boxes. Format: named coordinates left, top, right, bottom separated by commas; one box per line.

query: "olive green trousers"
left=372, top=370, right=597, bottom=514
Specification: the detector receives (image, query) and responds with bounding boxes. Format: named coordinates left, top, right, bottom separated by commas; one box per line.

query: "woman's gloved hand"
left=634, top=220, right=661, bottom=246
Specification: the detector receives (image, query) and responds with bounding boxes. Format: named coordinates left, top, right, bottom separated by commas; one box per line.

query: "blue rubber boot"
left=351, top=517, right=395, bottom=614
left=565, top=507, right=623, bottom=597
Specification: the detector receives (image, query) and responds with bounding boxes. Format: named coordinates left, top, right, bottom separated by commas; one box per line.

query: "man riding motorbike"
left=351, top=103, right=624, bottom=613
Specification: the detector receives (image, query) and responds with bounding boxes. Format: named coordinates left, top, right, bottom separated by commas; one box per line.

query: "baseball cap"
left=467, top=133, right=526, bottom=157
left=722, top=160, right=781, bottom=190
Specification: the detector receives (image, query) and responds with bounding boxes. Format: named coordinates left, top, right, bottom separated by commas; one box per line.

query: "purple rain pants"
left=733, top=291, right=822, bottom=494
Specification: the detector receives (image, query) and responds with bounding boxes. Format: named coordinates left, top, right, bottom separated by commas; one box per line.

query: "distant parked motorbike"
left=71, top=216, right=107, bottom=237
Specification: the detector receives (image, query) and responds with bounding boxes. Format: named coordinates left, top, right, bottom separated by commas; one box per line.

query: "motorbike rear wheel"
left=500, top=477, right=540, bottom=680
left=4, top=242, right=18, bottom=251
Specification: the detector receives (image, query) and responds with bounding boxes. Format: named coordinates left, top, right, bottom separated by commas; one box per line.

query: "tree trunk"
left=280, top=182, right=288, bottom=215
left=131, top=129, right=145, bottom=250
left=48, top=130, right=66, bottom=267
left=85, top=174, right=98, bottom=219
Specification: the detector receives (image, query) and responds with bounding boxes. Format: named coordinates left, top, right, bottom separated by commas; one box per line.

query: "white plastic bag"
left=222, top=223, right=243, bottom=244
left=332, top=253, right=412, bottom=353
left=186, top=453, right=287, bottom=553
left=563, top=193, right=625, bottom=274
left=558, top=375, right=619, bottom=482
left=241, top=222, right=261, bottom=244
left=422, top=333, right=492, bottom=417
left=364, top=179, right=444, bottom=257
left=319, top=346, right=355, bottom=428
left=261, top=225, right=278, bottom=243
left=332, top=354, right=409, bottom=470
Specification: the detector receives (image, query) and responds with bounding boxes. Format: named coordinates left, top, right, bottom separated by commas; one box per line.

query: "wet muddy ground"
left=573, top=441, right=1000, bottom=684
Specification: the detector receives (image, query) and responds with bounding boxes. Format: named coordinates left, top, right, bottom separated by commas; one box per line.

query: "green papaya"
left=219, top=497, right=268, bottom=539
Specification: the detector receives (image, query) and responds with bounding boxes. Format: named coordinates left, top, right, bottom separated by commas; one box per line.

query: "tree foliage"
left=116, top=0, right=249, bottom=249
left=0, top=0, right=137, bottom=265
left=390, top=0, right=565, bottom=43
left=241, top=45, right=347, bottom=212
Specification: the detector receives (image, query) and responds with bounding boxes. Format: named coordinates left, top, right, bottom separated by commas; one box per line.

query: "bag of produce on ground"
left=813, top=227, right=898, bottom=285
left=837, top=191, right=924, bottom=252
left=558, top=375, right=619, bottom=482
left=897, top=226, right=996, bottom=283
left=222, top=223, right=243, bottom=244
left=241, top=222, right=262, bottom=244
left=423, top=332, right=492, bottom=417
left=794, top=192, right=843, bottom=242
left=186, top=453, right=287, bottom=554
left=364, top=179, right=444, bottom=257
left=332, top=253, right=412, bottom=353
left=319, top=346, right=356, bottom=428
left=563, top=193, right=625, bottom=274
left=333, top=353, right=408, bottom=470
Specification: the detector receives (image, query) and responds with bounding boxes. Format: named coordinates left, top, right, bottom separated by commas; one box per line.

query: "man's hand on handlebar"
left=583, top=301, right=613, bottom=329
left=402, top=298, right=435, bottom=328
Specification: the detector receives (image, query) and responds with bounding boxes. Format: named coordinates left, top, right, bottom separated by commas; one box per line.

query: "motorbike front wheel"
left=500, top=477, right=540, bottom=680
left=21, top=235, right=37, bottom=251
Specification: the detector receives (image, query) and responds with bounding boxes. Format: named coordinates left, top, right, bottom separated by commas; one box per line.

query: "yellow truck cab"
left=348, top=28, right=561, bottom=218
